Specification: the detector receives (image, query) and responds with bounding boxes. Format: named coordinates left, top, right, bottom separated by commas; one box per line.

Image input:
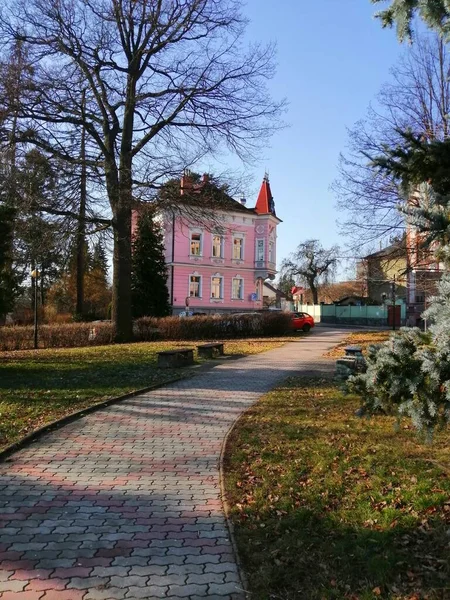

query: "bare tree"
left=0, top=0, right=284, bottom=341
left=333, top=33, right=450, bottom=250
left=281, top=240, right=339, bottom=305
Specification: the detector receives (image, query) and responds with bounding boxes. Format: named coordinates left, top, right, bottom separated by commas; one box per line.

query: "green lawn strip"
left=0, top=337, right=295, bottom=451
left=224, top=377, right=450, bottom=600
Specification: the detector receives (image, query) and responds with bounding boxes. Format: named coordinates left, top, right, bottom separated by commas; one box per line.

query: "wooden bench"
left=157, top=348, right=194, bottom=368
left=197, top=342, right=224, bottom=359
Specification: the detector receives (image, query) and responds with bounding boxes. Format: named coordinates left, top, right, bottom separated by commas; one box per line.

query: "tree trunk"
left=110, top=74, right=136, bottom=343
left=76, top=89, right=87, bottom=318
left=310, top=281, right=319, bottom=304
left=111, top=201, right=133, bottom=342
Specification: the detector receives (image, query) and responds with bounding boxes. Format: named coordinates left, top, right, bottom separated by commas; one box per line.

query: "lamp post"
left=31, top=268, right=39, bottom=349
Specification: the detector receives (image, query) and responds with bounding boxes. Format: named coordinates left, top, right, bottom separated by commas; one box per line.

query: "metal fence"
left=298, top=303, right=406, bottom=326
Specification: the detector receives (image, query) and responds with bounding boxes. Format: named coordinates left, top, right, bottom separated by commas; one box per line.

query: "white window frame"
left=189, top=274, right=202, bottom=298
left=232, top=276, right=244, bottom=300
left=256, top=238, right=265, bottom=262
left=255, top=279, right=262, bottom=300
left=212, top=234, right=224, bottom=258
left=232, top=236, right=244, bottom=260
left=210, top=274, right=224, bottom=299
left=269, top=241, right=274, bottom=263
left=190, top=231, right=203, bottom=256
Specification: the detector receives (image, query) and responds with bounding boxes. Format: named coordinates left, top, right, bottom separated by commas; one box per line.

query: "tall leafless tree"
left=281, top=240, right=339, bottom=305
left=333, top=33, right=450, bottom=251
left=0, top=0, right=284, bottom=341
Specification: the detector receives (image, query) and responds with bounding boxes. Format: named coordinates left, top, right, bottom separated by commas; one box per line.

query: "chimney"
left=180, top=170, right=193, bottom=195
left=240, top=197, right=247, bottom=206
left=202, top=173, right=209, bottom=183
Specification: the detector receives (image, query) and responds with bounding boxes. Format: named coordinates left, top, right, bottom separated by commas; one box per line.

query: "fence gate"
left=388, top=305, right=401, bottom=327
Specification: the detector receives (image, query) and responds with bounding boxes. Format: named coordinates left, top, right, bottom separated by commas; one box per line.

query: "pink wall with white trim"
left=131, top=193, right=280, bottom=314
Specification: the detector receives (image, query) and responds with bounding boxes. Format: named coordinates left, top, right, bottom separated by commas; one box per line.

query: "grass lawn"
left=224, top=377, right=450, bottom=600
left=325, top=330, right=392, bottom=359
left=0, top=337, right=297, bottom=452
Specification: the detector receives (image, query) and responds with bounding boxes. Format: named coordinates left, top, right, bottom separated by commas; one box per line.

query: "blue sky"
left=206, top=0, right=406, bottom=272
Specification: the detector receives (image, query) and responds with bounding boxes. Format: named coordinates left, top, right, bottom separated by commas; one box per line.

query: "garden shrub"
left=0, top=322, right=114, bottom=351
left=0, top=311, right=292, bottom=350
left=136, top=312, right=292, bottom=340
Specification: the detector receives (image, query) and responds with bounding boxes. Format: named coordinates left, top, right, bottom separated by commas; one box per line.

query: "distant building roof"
left=263, top=281, right=286, bottom=298
left=177, top=173, right=256, bottom=214
left=363, top=241, right=406, bottom=260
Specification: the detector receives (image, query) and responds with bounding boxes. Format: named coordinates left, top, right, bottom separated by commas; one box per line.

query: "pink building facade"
left=133, top=173, right=281, bottom=315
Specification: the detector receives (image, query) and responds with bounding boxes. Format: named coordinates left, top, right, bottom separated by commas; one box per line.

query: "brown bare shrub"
left=0, top=312, right=293, bottom=351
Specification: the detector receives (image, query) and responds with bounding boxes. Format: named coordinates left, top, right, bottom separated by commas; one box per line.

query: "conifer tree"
left=132, top=211, right=170, bottom=318
left=84, top=241, right=111, bottom=320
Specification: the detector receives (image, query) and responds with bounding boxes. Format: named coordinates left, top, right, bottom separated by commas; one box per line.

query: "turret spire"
left=255, top=174, right=276, bottom=215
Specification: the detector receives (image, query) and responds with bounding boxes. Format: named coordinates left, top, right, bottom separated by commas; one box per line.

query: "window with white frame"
left=189, top=275, right=201, bottom=298
left=190, top=232, right=202, bottom=256
left=233, top=237, right=243, bottom=260
left=232, top=277, right=244, bottom=299
left=212, top=235, right=223, bottom=258
left=211, top=275, right=223, bottom=299
left=269, top=241, right=274, bottom=263
left=255, top=279, right=262, bottom=300
left=256, top=239, right=265, bottom=262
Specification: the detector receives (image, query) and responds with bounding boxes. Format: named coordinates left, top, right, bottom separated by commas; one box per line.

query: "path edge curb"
left=0, top=374, right=187, bottom=463
left=219, top=411, right=249, bottom=599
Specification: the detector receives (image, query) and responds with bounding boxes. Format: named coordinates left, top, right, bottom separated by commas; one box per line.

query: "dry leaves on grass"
left=224, top=377, right=450, bottom=600
left=325, top=331, right=391, bottom=358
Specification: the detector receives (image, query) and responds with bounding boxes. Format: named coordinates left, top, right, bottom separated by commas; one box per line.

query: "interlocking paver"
left=0, top=579, right=27, bottom=592
left=125, top=585, right=168, bottom=598
left=0, top=329, right=345, bottom=599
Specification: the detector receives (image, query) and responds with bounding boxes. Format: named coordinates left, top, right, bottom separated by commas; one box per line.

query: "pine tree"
left=84, top=240, right=111, bottom=320
left=132, top=210, right=170, bottom=318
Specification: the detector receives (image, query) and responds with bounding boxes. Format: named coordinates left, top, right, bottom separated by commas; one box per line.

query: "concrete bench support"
left=344, top=345, right=363, bottom=358
left=158, top=348, right=194, bottom=368
left=197, top=343, right=224, bottom=359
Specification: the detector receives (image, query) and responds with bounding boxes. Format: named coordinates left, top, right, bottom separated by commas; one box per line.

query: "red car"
left=290, top=312, right=315, bottom=333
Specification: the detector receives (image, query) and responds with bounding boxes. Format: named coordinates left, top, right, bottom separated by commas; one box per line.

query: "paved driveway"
left=0, top=328, right=347, bottom=600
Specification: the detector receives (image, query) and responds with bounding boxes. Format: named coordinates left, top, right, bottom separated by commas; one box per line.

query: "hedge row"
left=0, top=322, right=114, bottom=351
left=0, top=312, right=293, bottom=351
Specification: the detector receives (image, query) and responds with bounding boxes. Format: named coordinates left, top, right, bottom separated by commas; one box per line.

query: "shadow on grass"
left=233, top=506, right=450, bottom=600
left=224, top=378, right=450, bottom=600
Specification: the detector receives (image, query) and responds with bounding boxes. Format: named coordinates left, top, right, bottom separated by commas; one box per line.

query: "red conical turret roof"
left=255, top=173, right=276, bottom=215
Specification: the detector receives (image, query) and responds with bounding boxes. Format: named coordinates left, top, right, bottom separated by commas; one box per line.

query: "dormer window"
left=190, top=232, right=202, bottom=256
left=212, top=235, right=224, bottom=258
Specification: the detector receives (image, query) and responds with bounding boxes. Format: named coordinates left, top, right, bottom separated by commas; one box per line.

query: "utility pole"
left=391, top=275, right=397, bottom=331
left=31, top=268, right=39, bottom=349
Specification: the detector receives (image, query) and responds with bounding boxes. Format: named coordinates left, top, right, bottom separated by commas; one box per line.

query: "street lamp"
left=31, top=269, right=39, bottom=350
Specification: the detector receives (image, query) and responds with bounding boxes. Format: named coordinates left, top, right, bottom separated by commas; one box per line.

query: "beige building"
left=357, top=242, right=407, bottom=304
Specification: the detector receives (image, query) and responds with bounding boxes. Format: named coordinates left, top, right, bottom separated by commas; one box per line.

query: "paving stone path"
left=0, top=328, right=347, bottom=600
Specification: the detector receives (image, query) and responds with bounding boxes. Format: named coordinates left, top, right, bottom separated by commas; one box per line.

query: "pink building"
left=134, top=173, right=281, bottom=315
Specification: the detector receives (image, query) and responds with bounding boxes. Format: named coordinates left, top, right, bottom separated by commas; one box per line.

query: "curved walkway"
left=0, top=328, right=347, bottom=600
